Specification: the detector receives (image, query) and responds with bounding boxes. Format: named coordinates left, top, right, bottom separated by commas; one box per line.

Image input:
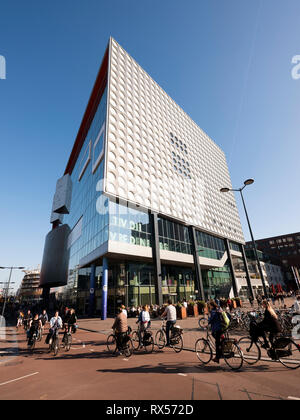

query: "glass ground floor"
left=51, top=257, right=236, bottom=316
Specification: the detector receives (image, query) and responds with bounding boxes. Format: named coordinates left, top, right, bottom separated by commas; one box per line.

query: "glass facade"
left=109, top=201, right=152, bottom=248
left=201, top=264, right=233, bottom=300
left=195, top=230, right=226, bottom=260
left=158, top=217, right=192, bottom=254
left=64, top=86, right=109, bottom=271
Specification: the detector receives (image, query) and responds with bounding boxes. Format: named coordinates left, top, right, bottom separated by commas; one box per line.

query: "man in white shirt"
left=161, top=300, right=177, bottom=346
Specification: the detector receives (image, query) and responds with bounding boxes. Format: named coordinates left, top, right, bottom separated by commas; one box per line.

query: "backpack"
left=219, top=310, right=230, bottom=331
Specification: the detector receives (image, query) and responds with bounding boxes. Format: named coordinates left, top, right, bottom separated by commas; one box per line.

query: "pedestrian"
left=121, top=305, right=128, bottom=318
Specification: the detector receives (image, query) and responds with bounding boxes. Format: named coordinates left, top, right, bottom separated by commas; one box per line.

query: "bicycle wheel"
left=37, top=329, right=42, bottom=342
left=276, top=339, right=300, bottom=370
left=195, top=338, right=213, bottom=365
left=238, top=337, right=261, bottom=365
left=144, top=336, right=154, bottom=354
left=29, top=337, right=36, bottom=353
left=198, top=317, right=209, bottom=330
left=65, top=334, right=72, bottom=352
left=223, top=341, right=244, bottom=371
left=123, top=338, right=134, bottom=358
left=155, top=330, right=166, bottom=349
left=53, top=337, right=59, bottom=357
left=107, top=334, right=117, bottom=353
left=131, top=331, right=140, bottom=351
left=171, top=335, right=183, bottom=353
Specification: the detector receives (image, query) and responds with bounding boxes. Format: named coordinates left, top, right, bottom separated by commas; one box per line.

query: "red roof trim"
left=64, top=45, right=109, bottom=175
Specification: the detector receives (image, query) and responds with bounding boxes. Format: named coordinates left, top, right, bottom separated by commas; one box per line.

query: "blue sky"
left=0, top=0, right=299, bottom=290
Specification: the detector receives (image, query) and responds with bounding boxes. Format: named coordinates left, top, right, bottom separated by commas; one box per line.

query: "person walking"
left=161, top=300, right=177, bottom=347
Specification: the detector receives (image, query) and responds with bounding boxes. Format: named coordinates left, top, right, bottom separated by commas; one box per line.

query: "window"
left=92, top=122, right=105, bottom=173
left=78, top=140, right=91, bottom=181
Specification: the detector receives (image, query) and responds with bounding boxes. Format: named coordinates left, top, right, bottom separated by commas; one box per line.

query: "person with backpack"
left=208, top=300, right=229, bottom=364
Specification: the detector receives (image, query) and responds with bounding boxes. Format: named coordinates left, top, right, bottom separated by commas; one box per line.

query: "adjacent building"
left=18, top=268, right=42, bottom=304
left=246, top=233, right=300, bottom=291
left=40, top=38, right=256, bottom=317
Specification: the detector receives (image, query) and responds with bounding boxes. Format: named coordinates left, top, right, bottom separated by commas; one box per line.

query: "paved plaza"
left=1, top=301, right=300, bottom=401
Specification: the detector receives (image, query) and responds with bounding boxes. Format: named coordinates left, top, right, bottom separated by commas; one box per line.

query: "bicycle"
left=155, top=320, right=183, bottom=353
left=28, top=331, right=38, bottom=353
left=106, top=329, right=134, bottom=358
left=62, top=327, right=72, bottom=352
left=195, top=328, right=244, bottom=371
left=198, top=315, right=209, bottom=330
left=238, top=333, right=300, bottom=369
left=48, top=329, right=60, bottom=357
left=132, top=324, right=154, bottom=353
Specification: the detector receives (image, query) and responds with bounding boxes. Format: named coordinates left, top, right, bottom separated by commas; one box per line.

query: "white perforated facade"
left=104, top=38, right=244, bottom=244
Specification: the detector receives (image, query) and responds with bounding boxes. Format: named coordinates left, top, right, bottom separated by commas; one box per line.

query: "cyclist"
left=208, top=301, right=223, bottom=364
left=161, top=300, right=176, bottom=347
left=46, top=311, right=63, bottom=345
left=253, top=300, right=282, bottom=349
left=27, top=314, right=42, bottom=346
left=39, top=310, right=49, bottom=332
left=137, top=304, right=151, bottom=346
left=112, top=307, right=128, bottom=353
left=16, top=311, right=24, bottom=329
left=62, top=307, right=70, bottom=329
left=24, top=310, right=33, bottom=332
left=63, top=308, right=77, bottom=344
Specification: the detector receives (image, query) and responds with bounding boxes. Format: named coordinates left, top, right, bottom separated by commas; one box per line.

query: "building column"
left=150, top=212, right=163, bottom=307
left=101, top=257, right=108, bottom=320
left=241, top=245, right=255, bottom=300
left=89, top=264, right=96, bottom=317
left=224, top=239, right=239, bottom=298
left=42, top=287, right=50, bottom=310
left=189, top=226, right=205, bottom=301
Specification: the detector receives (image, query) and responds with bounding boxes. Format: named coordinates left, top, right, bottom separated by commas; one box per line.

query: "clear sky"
left=0, top=0, right=299, bottom=290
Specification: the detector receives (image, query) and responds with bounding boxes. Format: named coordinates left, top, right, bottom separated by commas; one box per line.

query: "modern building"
left=18, top=268, right=42, bottom=304
left=246, top=233, right=300, bottom=291
left=40, top=38, right=256, bottom=318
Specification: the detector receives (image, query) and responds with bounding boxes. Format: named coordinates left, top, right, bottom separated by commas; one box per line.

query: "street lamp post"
left=0, top=266, right=25, bottom=317
left=220, top=179, right=269, bottom=298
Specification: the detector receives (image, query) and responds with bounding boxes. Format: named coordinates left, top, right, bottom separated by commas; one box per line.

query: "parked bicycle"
left=195, top=328, right=244, bottom=371
left=106, top=329, right=134, bottom=358
left=155, top=320, right=183, bottom=353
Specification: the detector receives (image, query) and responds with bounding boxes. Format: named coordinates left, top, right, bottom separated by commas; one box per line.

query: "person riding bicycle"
left=161, top=300, right=177, bottom=347
left=27, top=314, right=42, bottom=346
left=16, top=311, right=24, bottom=328
left=24, top=310, right=33, bottom=331
left=63, top=308, right=78, bottom=344
left=251, top=299, right=282, bottom=349
left=62, top=307, right=71, bottom=329
left=46, top=311, right=63, bottom=345
left=112, top=307, right=128, bottom=353
left=39, top=310, right=49, bottom=330
left=208, top=301, right=224, bottom=364
left=137, top=304, right=151, bottom=346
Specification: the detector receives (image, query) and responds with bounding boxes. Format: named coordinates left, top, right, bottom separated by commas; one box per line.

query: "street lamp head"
left=220, top=187, right=230, bottom=193
left=244, top=179, right=254, bottom=186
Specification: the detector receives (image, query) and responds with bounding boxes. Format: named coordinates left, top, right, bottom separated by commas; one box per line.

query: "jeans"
left=166, top=321, right=176, bottom=345
left=212, top=330, right=223, bottom=360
